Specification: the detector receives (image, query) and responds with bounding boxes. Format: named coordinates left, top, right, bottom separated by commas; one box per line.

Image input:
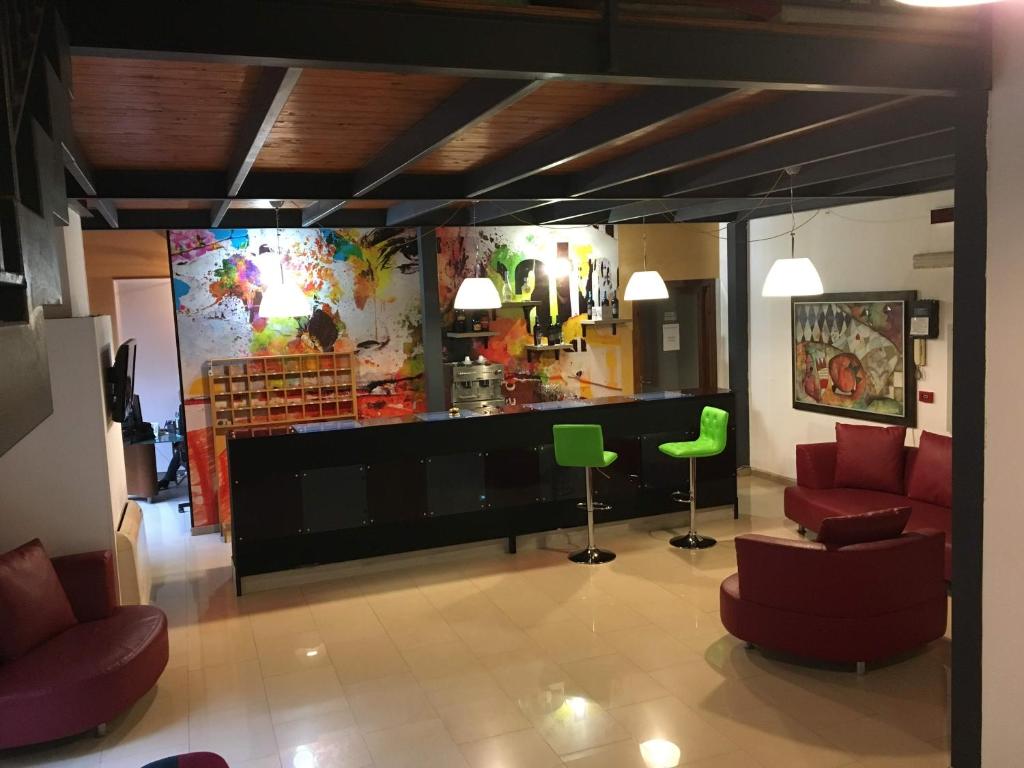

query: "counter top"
left=282, top=389, right=730, bottom=437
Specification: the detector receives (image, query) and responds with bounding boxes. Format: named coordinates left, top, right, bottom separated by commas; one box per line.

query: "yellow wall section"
left=614, top=223, right=720, bottom=394
left=82, top=230, right=171, bottom=342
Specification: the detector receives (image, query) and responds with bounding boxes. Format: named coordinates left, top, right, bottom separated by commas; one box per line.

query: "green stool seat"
left=658, top=406, right=729, bottom=550
left=553, top=424, right=617, bottom=565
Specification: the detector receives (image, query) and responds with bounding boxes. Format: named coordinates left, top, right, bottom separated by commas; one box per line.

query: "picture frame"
left=791, top=291, right=917, bottom=427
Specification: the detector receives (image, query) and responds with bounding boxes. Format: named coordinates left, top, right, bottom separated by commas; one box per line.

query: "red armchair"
left=785, top=437, right=953, bottom=580
left=720, top=526, right=947, bottom=668
left=0, top=548, right=169, bottom=749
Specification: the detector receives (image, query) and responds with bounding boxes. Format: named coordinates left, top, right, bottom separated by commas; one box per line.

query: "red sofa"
left=0, top=546, right=169, bottom=749
left=720, top=513, right=948, bottom=666
left=784, top=430, right=953, bottom=580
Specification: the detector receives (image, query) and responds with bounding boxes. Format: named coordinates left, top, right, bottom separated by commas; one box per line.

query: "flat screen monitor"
left=109, top=339, right=137, bottom=423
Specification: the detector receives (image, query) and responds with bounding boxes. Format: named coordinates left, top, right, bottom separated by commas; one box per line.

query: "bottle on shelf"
left=611, top=290, right=619, bottom=320
left=454, top=309, right=467, bottom=333
left=480, top=312, right=490, bottom=332
left=586, top=283, right=594, bottom=319
left=591, top=289, right=603, bottom=321
left=533, top=320, right=543, bottom=346
left=471, top=314, right=483, bottom=332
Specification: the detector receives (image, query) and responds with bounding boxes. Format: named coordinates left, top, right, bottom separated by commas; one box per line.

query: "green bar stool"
left=658, top=406, right=729, bottom=550
left=553, top=424, right=618, bottom=564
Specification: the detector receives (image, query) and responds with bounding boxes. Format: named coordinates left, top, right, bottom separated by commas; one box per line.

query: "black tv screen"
left=109, top=339, right=137, bottom=423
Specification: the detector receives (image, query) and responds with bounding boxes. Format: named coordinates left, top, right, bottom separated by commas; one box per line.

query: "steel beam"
left=301, top=199, right=346, bottom=227
left=465, top=87, right=733, bottom=196
left=80, top=207, right=389, bottom=231
left=386, top=200, right=458, bottom=227
left=661, top=97, right=955, bottom=196
left=570, top=92, right=895, bottom=196
left=353, top=79, right=542, bottom=197
left=65, top=0, right=990, bottom=94
left=212, top=66, right=302, bottom=226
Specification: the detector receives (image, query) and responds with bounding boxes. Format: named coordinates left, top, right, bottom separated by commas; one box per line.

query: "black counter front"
left=228, top=390, right=737, bottom=592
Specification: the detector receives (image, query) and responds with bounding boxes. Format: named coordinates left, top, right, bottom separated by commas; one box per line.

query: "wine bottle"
left=611, top=291, right=619, bottom=320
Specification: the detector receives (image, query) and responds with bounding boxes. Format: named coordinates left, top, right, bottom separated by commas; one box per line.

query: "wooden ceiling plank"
left=353, top=79, right=543, bottom=197
left=661, top=97, right=955, bottom=196
left=466, top=87, right=734, bottom=196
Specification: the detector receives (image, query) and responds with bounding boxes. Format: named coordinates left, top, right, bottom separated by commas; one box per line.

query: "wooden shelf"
left=446, top=331, right=497, bottom=339
left=580, top=318, right=630, bottom=337
left=501, top=300, right=541, bottom=307
left=525, top=343, right=573, bottom=361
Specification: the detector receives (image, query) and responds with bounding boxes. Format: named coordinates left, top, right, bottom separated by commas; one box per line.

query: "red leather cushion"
left=0, top=540, right=77, bottom=661
left=906, top=431, right=952, bottom=508
left=834, top=423, right=907, bottom=494
left=817, top=507, right=911, bottom=547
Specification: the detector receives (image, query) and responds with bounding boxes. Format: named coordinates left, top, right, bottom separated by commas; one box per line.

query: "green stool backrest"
left=553, top=424, right=606, bottom=468
left=699, top=406, right=729, bottom=453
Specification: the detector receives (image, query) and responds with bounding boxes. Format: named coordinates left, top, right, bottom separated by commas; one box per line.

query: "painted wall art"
left=168, top=227, right=423, bottom=528
left=792, top=291, right=917, bottom=426
left=437, top=226, right=623, bottom=404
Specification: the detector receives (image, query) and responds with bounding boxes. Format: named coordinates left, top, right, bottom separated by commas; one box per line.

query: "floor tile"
left=263, top=667, right=350, bottom=725
left=608, top=695, right=741, bottom=765
left=560, top=653, right=669, bottom=709
left=187, top=705, right=279, bottom=766
left=525, top=619, right=615, bottom=664
left=600, top=624, right=701, bottom=671
left=274, top=709, right=373, bottom=768
left=329, top=636, right=410, bottom=684
left=434, top=690, right=532, bottom=744
left=362, top=718, right=470, bottom=768
left=343, top=672, right=437, bottom=733
left=458, top=728, right=563, bottom=768
left=525, top=694, right=629, bottom=756
left=188, top=659, right=268, bottom=716
left=255, top=629, right=331, bottom=677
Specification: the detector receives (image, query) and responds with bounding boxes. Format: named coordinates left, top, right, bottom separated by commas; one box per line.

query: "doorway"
left=632, top=279, right=718, bottom=393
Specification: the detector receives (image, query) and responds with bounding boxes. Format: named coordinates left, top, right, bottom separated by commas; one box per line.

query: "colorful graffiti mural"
left=169, top=227, right=424, bottom=528
left=436, top=226, right=622, bottom=403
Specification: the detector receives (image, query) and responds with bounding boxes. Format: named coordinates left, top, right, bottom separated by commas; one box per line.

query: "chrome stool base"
left=669, top=532, right=717, bottom=549
left=569, top=547, right=617, bottom=565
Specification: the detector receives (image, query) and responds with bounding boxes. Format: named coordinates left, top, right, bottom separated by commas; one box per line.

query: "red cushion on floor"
left=0, top=539, right=77, bottom=661
left=834, top=423, right=907, bottom=494
left=817, top=507, right=911, bottom=547
left=906, top=431, right=952, bottom=508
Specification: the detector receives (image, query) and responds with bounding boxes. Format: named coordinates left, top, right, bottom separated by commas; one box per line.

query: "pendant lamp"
left=623, top=225, right=668, bottom=301
left=760, top=173, right=823, bottom=298
left=259, top=201, right=311, bottom=318
left=453, top=215, right=502, bottom=310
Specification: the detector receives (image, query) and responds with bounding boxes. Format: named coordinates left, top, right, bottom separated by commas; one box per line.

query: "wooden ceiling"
left=63, top=0, right=974, bottom=230
left=72, top=58, right=260, bottom=171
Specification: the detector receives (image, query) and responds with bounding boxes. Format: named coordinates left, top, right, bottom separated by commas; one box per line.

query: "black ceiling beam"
left=353, top=79, right=543, bottom=198
left=65, top=0, right=989, bottom=95
left=211, top=66, right=302, bottom=226
left=660, top=97, right=955, bottom=197
left=301, top=200, right=347, bottom=227
left=672, top=195, right=886, bottom=222
left=530, top=199, right=631, bottom=225
left=569, top=92, right=895, bottom=196
left=465, top=87, right=734, bottom=196
left=472, top=200, right=552, bottom=225
left=817, top=157, right=955, bottom=196
left=81, top=206, right=390, bottom=231
left=608, top=199, right=704, bottom=224
left=744, top=130, right=955, bottom=196
left=386, top=200, right=458, bottom=227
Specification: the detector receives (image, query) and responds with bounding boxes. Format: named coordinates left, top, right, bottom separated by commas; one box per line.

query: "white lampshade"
left=623, top=270, right=669, bottom=301
left=259, top=280, right=310, bottom=318
left=454, top=277, right=502, bottom=310
left=761, top=257, right=824, bottom=297
left=639, top=739, right=682, bottom=768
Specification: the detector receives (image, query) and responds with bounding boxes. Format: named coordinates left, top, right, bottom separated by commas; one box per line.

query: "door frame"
left=631, top=278, right=718, bottom=393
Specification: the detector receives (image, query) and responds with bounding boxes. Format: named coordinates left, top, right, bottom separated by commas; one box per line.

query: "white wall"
left=61, top=210, right=90, bottom=317
left=983, top=4, right=1024, bottom=764
left=0, top=316, right=126, bottom=557
left=748, top=191, right=954, bottom=479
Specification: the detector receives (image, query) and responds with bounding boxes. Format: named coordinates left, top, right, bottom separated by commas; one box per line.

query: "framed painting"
left=791, top=291, right=917, bottom=427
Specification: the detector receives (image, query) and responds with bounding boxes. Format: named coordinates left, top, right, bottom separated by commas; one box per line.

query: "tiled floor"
left=4, top=477, right=951, bottom=767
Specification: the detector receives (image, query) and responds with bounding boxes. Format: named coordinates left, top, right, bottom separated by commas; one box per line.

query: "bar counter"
left=228, top=389, right=737, bottom=593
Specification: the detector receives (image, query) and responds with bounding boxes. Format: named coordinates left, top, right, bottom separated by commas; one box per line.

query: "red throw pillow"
left=817, top=507, right=912, bottom=547
left=834, top=423, right=908, bottom=494
left=907, top=431, right=953, bottom=508
left=0, top=539, right=78, bottom=661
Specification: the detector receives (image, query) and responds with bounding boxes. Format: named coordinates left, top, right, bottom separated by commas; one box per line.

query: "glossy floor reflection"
left=3, top=477, right=950, bottom=767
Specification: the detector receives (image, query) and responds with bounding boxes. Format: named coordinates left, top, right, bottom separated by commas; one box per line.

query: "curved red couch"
left=0, top=550, right=168, bottom=749
left=720, top=530, right=947, bottom=664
